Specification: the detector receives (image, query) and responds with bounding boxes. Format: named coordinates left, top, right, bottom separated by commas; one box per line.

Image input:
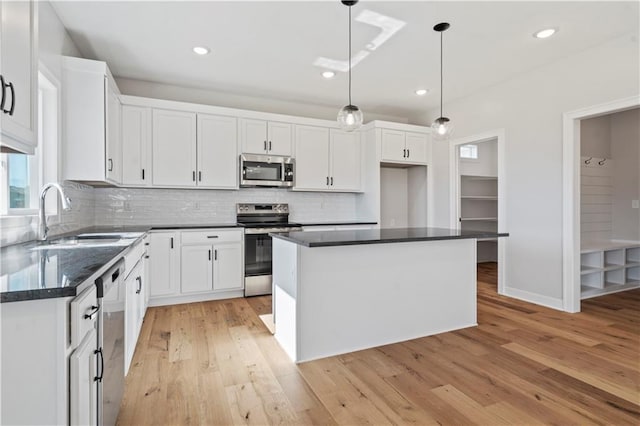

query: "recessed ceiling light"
left=534, top=28, right=557, bottom=39
left=415, top=88, right=429, bottom=96
left=193, top=46, right=210, bottom=55
left=321, top=71, right=335, bottom=79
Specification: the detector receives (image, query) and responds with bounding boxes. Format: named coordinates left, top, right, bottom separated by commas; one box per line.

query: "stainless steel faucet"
left=38, top=183, right=72, bottom=241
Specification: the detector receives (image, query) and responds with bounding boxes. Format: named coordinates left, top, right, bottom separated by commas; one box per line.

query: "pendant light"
left=431, top=22, right=453, bottom=140
left=337, top=0, right=363, bottom=132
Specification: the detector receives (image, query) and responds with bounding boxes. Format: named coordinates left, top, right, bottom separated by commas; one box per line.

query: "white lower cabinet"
left=124, top=258, right=145, bottom=373
left=213, top=243, right=243, bottom=291
left=149, top=229, right=244, bottom=306
left=181, top=244, right=214, bottom=294
left=148, top=231, right=180, bottom=297
left=69, top=328, right=98, bottom=426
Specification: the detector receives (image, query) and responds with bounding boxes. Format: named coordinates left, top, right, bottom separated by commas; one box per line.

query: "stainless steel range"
left=237, top=203, right=302, bottom=296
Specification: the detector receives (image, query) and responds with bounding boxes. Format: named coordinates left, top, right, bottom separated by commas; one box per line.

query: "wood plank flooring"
left=118, top=264, right=640, bottom=425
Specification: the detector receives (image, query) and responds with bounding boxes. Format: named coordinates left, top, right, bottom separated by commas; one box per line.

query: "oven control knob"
left=283, top=206, right=288, bottom=211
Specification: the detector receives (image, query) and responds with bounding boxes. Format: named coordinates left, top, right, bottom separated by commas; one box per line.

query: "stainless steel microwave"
left=240, top=154, right=295, bottom=188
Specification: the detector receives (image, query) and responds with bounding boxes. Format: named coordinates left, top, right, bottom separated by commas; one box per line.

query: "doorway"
left=449, top=129, right=506, bottom=295
left=562, top=96, right=640, bottom=312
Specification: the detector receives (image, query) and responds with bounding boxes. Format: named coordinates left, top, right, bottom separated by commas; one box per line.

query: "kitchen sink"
left=31, top=233, right=142, bottom=250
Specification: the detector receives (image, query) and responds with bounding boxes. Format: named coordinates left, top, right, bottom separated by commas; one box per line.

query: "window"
left=0, top=69, right=59, bottom=216
left=459, top=144, right=479, bottom=160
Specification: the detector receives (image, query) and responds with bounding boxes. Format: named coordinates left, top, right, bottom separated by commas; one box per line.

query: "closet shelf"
left=461, top=196, right=498, bottom=200
left=460, top=217, right=498, bottom=221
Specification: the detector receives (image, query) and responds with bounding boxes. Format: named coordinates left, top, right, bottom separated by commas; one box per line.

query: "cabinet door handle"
left=198, top=171, right=202, bottom=182
left=264, top=140, right=267, bottom=151
left=326, top=176, right=329, bottom=186
left=207, top=235, right=219, bottom=239
left=269, top=141, right=272, bottom=151
left=84, top=305, right=99, bottom=320
left=403, top=149, right=406, bottom=158
left=108, top=159, right=113, bottom=171
left=136, top=276, right=142, bottom=294
left=208, top=249, right=212, bottom=261
left=192, top=171, right=196, bottom=181
left=7, top=81, right=14, bottom=116
left=330, top=177, right=334, bottom=186
left=214, top=249, right=218, bottom=261
left=0, top=75, right=6, bottom=113
left=170, top=237, right=174, bottom=249
left=94, top=348, right=104, bottom=382
left=142, top=169, right=145, bottom=180
left=407, top=149, right=410, bottom=158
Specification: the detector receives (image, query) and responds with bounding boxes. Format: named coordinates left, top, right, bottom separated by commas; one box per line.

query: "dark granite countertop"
left=271, top=227, right=509, bottom=248
left=0, top=228, right=148, bottom=303
left=298, top=221, right=378, bottom=227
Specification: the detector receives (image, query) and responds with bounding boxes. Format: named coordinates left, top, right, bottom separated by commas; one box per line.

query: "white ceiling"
left=51, top=1, right=639, bottom=119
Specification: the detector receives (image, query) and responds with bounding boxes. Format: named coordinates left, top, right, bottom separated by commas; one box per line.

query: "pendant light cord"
left=439, top=30, right=443, bottom=118
left=348, top=4, right=352, bottom=106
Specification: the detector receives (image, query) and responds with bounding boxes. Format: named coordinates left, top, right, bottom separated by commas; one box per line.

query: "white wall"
left=116, top=78, right=408, bottom=124
left=581, top=115, right=611, bottom=158
left=610, top=108, right=640, bottom=241
left=380, top=167, right=409, bottom=228
left=422, top=34, right=639, bottom=304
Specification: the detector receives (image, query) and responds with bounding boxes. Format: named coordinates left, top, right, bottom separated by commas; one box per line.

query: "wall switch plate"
left=632, top=200, right=639, bottom=209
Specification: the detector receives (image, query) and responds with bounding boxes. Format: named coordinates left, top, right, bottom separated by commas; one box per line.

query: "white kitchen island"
left=271, top=227, right=507, bottom=363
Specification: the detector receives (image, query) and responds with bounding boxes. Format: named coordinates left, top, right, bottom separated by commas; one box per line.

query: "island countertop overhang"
left=270, top=227, right=508, bottom=248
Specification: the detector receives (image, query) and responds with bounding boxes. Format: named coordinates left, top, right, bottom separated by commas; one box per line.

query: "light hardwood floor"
left=118, top=264, right=640, bottom=425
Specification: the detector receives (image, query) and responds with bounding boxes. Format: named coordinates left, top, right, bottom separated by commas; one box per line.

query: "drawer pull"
left=84, top=305, right=99, bottom=320
left=207, top=235, right=219, bottom=239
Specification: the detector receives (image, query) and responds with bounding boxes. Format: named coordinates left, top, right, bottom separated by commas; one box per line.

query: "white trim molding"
left=503, top=287, right=564, bottom=311
left=562, top=95, right=640, bottom=313
left=448, top=128, right=507, bottom=296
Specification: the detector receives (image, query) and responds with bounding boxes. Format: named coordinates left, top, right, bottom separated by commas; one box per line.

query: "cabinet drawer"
left=70, top=285, right=98, bottom=348
left=124, top=239, right=146, bottom=277
left=181, top=229, right=242, bottom=244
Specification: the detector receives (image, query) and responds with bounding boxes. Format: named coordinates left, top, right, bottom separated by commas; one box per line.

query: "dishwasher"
left=96, top=259, right=125, bottom=426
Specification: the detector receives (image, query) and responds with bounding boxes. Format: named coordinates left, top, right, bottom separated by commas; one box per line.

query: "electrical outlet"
left=632, top=200, right=639, bottom=209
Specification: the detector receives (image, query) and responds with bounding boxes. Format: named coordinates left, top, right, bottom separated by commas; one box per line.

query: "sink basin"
left=31, top=236, right=130, bottom=251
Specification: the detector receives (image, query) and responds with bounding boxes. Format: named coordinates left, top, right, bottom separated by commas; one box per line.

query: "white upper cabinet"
left=329, top=129, right=361, bottom=191
left=62, top=56, right=122, bottom=184
left=294, top=125, right=361, bottom=192
left=293, top=125, right=330, bottom=190
left=152, top=109, right=197, bottom=187
left=106, top=85, right=122, bottom=183
left=121, top=105, right=151, bottom=186
left=240, top=118, right=292, bottom=156
left=0, top=0, right=38, bottom=154
left=404, top=132, right=429, bottom=164
left=197, top=114, right=237, bottom=189
left=380, top=129, right=405, bottom=162
left=381, top=129, right=429, bottom=165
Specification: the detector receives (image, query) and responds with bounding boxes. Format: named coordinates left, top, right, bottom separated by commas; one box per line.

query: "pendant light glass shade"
left=337, top=0, right=363, bottom=132
left=432, top=22, right=453, bottom=140
left=431, top=116, right=453, bottom=141
left=337, top=104, right=363, bottom=132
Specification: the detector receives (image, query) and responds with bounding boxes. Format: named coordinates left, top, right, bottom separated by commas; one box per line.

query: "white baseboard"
left=501, top=287, right=564, bottom=311
left=148, top=290, right=245, bottom=307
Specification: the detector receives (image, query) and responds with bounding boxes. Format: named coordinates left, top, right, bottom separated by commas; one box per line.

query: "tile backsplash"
left=94, top=187, right=359, bottom=226
left=2, top=185, right=360, bottom=247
